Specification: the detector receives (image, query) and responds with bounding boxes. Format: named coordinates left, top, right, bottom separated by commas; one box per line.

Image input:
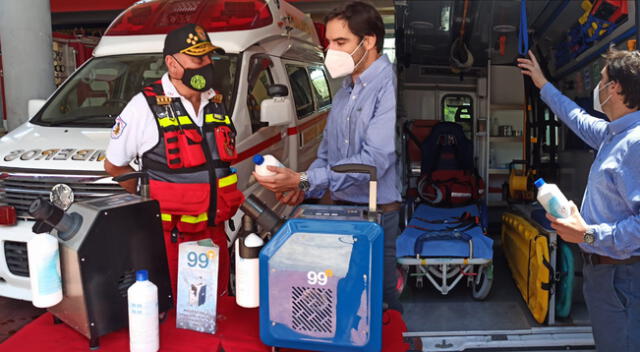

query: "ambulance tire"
left=471, top=264, right=493, bottom=301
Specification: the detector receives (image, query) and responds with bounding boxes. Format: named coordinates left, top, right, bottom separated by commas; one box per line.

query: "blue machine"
left=257, top=165, right=384, bottom=352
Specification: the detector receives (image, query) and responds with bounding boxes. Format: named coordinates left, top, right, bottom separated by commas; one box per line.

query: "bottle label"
left=548, top=196, right=570, bottom=219
left=38, top=251, right=61, bottom=295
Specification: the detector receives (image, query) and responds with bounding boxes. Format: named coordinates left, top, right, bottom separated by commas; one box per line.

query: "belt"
left=581, top=251, right=640, bottom=265
left=334, top=200, right=401, bottom=213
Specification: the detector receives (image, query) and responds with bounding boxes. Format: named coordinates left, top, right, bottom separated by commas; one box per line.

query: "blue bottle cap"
left=136, top=270, right=148, bottom=281
left=253, top=154, right=264, bottom=165
left=230, top=167, right=237, bottom=173
left=533, top=178, right=546, bottom=188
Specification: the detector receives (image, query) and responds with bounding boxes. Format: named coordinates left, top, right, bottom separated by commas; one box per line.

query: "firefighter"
left=104, top=23, right=244, bottom=298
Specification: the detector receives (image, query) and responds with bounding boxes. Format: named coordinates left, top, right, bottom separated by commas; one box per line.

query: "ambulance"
left=0, top=0, right=333, bottom=301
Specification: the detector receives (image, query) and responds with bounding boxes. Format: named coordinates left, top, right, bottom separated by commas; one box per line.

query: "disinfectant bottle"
left=235, top=233, right=264, bottom=308
left=128, top=270, right=159, bottom=352
left=253, top=154, right=284, bottom=177
left=534, top=178, right=571, bottom=219
left=27, top=233, right=63, bottom=308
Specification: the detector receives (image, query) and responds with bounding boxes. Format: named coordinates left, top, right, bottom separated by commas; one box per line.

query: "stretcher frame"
left=398, top=247, right=493, bottom=300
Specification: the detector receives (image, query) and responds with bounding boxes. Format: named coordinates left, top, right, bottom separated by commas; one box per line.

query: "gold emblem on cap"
left=156, top=96, right=172, bottom=105
left=195, top=26, right=206, bottom=41
left=186, top=33, right=199, bottom=45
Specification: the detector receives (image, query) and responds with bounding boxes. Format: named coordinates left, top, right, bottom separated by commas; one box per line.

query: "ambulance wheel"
left=228, top=244, right=236, bottom=296
left=471, top=264, right=493, bottom=301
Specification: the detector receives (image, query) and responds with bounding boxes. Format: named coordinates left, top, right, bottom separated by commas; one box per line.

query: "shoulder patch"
left=111, top=116, right=127, bottom=139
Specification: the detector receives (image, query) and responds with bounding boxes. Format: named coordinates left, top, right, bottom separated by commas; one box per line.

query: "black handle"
left=113, top=172, right=148, bottom=183
left=331, top=164, right=377, bottom=182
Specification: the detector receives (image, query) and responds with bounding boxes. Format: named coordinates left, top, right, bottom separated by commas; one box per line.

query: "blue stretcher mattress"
left=396, top=204, right=494, bottom=259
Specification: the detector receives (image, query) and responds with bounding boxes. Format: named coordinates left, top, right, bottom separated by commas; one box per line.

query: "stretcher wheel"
left=471, top=264, right=493, bottom=301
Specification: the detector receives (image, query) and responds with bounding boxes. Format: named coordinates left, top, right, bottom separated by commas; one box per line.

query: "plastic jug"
left=253, top=154, right=284, bottom=177
left=128, top=270, right=159, bottom=352
left=534, top=178, right=571, bottom=219
left=27, top=233, right=63, bottom=308
left=235, top=233, right=264, bottom=308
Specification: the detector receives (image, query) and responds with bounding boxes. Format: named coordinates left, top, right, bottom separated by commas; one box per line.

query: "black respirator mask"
left=172, top=55, right=215, bottom=92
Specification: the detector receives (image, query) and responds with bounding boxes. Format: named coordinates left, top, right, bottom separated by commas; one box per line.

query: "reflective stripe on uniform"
left=219, top=173, right=238, bottom=188
left=180, top=212, right=208, bottom=224
left=157, top=116, right=194, bottom=127
left=205, top=113, right=231, bottom=125
left=161, top=213, right=172, bottom=222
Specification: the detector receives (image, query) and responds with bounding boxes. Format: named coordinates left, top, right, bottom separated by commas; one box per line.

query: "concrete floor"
left=0, top=297, right=43, bottom=343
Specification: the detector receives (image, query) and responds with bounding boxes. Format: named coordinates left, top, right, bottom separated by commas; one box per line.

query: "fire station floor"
left=0, top=297, right=44, bottom=343
left=399, top=237, right=591, bottom=333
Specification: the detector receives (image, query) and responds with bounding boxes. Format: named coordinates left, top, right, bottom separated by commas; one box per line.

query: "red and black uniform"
left=141, top=80, right=244, bottom=297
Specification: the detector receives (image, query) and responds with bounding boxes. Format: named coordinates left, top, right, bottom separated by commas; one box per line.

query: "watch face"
left=584, top=232, right=595, bottom=245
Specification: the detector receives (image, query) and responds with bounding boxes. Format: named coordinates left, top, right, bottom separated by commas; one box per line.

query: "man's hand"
left=546, top=202, right=589, bottom=244
left=104, top=159, right=137, bottom=194
left=276, top=189, right=305, bottom=206
left=517, top=50, right=549, bottom=90
left=253, top=166, right=300, bottom=193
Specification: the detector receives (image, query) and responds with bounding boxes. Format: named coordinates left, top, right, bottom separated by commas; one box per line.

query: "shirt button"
left=345, top=139, right=349, bottom=144
left=363, top=83, right=367, bottom=87
left=352, top=96, right=357, bottom=100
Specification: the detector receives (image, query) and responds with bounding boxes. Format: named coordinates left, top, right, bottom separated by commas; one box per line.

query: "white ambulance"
left=0, top=0, right=333, bottom=301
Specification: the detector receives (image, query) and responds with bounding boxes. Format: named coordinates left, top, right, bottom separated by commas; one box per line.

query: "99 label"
left=187, top=251, right=209, bottom=268
left=307, top=271, right=328, bottom=286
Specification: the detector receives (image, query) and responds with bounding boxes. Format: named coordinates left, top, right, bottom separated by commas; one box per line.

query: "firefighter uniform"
left=106, top=24, right=243, bottom=298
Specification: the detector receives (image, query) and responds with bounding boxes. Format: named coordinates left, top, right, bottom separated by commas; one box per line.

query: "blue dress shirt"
left=541, top=83, right=640, bottom=259
left=306, top=54, right=401, bottom=205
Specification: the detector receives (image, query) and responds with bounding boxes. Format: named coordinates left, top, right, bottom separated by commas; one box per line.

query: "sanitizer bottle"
left=534, top=178, right=571, bottom=219
left=235, top=233, right=264, bottom=308
left=128, top=270, right=159, bottom=352
left=253, top=154, right=284, bottom=177
left=27, top=233, right=63, bottom=308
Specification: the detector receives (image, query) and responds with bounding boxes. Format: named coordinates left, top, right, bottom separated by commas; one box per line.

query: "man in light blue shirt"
left=519, top=49, right=640, bottom=351
left=254, top=1, right=402, bottom=312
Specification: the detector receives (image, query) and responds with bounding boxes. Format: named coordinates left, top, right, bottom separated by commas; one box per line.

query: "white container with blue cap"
left=127, top=269, right=159, bottom=352
left=253, top=154, right=284, bottom=177
left=534, top=178, right=571, bottom=219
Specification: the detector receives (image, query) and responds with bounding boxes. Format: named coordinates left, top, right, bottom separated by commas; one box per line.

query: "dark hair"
left=603, top=49, right=640, bottom=110
left=324, top=1, right=385, bottom=53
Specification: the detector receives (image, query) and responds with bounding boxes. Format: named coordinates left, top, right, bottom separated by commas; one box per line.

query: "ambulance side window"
left=247, top=55, right=274, bottom=133
left=286, top=65, right=314, bottom=118
left=308, top=67, right=331, bottom=110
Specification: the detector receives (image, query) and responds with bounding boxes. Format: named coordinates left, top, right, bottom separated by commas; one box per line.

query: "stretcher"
left=396, top=203, right=494, bottom=300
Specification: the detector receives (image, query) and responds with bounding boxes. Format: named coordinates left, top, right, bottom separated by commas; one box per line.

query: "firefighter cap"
left=163, top=24, right=225, bottom=57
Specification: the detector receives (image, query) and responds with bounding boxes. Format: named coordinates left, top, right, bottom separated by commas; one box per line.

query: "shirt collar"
left=341, top=54, right=391, bottom=89
left=161, top=73, right=216, bottom=101
left=607, top=109, right=640, bottom=135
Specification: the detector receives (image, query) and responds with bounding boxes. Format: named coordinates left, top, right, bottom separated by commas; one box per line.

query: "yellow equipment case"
left=501, top=212, right=552, bottom=324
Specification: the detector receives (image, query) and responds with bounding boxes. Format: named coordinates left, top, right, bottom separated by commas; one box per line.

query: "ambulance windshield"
left=32, top=53, right=238, bottom=127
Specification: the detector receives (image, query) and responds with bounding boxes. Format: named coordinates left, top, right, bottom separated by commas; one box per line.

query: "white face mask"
left=593, top=81, right=612, bottom=114
left=324, top=39, right=367, bottom=78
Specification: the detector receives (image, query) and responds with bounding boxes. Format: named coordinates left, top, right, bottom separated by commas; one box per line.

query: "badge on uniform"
left=111, top=116, right=127, bottom=139
left=211, top=94, right=224, bottom=104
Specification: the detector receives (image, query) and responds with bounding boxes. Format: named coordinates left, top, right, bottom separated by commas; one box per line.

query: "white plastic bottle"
left=253, top=154, right=284, bottom=177
left=128, top=270, right=159, bottom=352
left=235, top=233, right=264, bottom=308
left=27, top=233, right=63, bottom=308
left=534, top=178, right=571, bottom=219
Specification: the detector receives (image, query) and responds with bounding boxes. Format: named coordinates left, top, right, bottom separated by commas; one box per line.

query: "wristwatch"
left=583, top=226, right=596, bottom=245
left=298, top=171, right=310, bottom=192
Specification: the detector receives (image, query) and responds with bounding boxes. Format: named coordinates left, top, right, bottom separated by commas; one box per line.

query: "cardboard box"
left=176, top=239, right=219, bottom=334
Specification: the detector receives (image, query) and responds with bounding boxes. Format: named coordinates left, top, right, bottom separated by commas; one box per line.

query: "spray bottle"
left=27, top=232, right=63, bottom=308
